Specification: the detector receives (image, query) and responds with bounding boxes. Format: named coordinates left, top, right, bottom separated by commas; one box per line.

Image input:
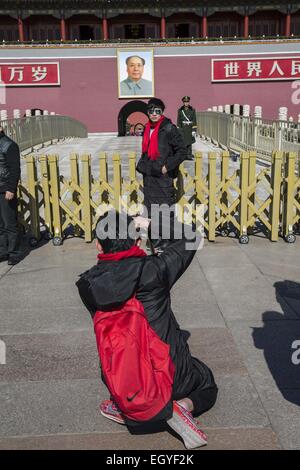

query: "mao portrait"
left=118, top=49, right=154, bottom=98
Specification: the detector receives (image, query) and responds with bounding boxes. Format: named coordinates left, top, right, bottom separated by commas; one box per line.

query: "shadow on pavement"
left=252, top=280, right=300, bottom=407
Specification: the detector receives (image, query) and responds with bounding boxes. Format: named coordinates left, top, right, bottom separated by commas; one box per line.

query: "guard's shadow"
left=252, top=280, right=300, bottom=406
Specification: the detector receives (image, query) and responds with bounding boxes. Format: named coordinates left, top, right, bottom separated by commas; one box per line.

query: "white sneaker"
left=167, top=401, right=207, bottom=449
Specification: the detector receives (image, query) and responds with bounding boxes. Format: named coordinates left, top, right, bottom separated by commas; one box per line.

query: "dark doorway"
left=118, top=100, right=148, bottom=137
left=79, top=25, right=94, bottom=40
left=175, top=24, right=189, bottom=38
left=125, top=24, right=145, bottom=39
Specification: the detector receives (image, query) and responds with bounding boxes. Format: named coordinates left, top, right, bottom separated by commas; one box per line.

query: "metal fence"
left=0, top=115, right=87, bottom=152
left=197, top=111, right=300, bottom=162
left=18, top=151, right=300, bottom=246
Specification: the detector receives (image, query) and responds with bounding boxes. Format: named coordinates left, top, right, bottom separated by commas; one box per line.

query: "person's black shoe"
left=0, top=254, right=8, bottom=263
left=8, top=256, right=23, bottom=266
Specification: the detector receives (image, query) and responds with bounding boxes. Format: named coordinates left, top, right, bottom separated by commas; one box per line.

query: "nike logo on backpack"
left=127, top=391, right=140, bottom=402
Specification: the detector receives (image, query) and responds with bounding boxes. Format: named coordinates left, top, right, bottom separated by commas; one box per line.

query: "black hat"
left=182, top=96, right=190, bottom=102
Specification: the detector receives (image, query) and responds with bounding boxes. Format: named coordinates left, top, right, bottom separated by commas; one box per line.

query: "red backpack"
left=93, top=296, right=175, bottom=422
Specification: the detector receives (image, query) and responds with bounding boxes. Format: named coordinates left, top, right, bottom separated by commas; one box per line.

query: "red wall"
left=1, top=48, right=299, bottom=132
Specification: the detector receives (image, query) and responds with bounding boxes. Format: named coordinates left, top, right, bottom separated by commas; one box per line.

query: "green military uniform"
left=177, top=97, right=197, bottom=159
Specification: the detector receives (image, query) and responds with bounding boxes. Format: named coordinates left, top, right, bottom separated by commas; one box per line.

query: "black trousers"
left=0, top=192, right=21, bottom=257
left=172, top=356, right=218, bottom=417
left=188, top=369, right=218, bottom=417
left=186, top=144, right=193, bottom=157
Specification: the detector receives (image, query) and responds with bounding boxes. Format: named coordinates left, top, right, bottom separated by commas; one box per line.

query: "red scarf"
left=142, top=116, right=165, bottom=160
left=97, top=245, right=147, bottom=262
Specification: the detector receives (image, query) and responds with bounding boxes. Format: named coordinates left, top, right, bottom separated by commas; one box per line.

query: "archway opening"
left=118, top=100, right=148, bottom=136
left=126, top=111, right=148, bottom=135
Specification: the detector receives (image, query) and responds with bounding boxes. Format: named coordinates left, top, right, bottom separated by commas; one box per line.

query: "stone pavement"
left=0, top=233, right=299, bottom=450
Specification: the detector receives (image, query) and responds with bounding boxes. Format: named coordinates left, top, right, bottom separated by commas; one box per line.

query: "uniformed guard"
left=177, top=96, right=197, bottom=160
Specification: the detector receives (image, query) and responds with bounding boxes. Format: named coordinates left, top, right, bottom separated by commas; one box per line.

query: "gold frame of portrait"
left=117, top=48, right=155, bottom=99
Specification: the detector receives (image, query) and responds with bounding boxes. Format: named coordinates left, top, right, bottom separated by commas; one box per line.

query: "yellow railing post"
left=48, top=154, right=62, bottom=240
left=81, top=154, right=92, bottom=242
left=221, top=151, right=230, bottom=227
left=208, top=152, right=216, bottom=241
left=282, top=152, right=296, bottom=239
left=247, top=151, right=256, bottom=232
left=113, top=153, right=121, bottom=212
left=270, top=151, right=283, bottom=241
left=128, top=152, right=138, bottom=209
left=26, top=154, right=40, bottom=241
left=99, top=151, right=108, bottom=181
left=194, top=151, right=203, bottom=205
left=99, top=152, right=109, bottom=206
left=239, top=152, right=249, bottom=238
left=39, top=155, right=52, bottom=237
left=17, top=182, right=26, bottom=232
left=129, top=152, right=136, bottom=182
left=70, top=153, right=82, bottom=236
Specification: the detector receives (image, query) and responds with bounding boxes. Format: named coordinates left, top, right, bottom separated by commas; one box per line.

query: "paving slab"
left=171, top=301, right=226, bottom=329
left=172, top=259, right=226, bottom=328
left=239, top=236, right=300, bottom=260
left=200, top=375, right=270, bottom=429
left=0, top=427, right=281, bottom=450
left=13, top=243, right=96, bottom=270
left=0, top=306, right=91, bottom=335
left=238, top=240, right=300, bottom=284
left=0, top=375, right=269, bottom=438
left=0, top=379, right=107, bottom=438
left=4, top=265, right=92, bottom=285
left=196, top=242, right=253, bottom=269
left=0, top=327, right=246, bottom=384
left=0, top=263, right=11, bottom=279
left=188, top=328, right=248, bottom=378
left=252, top=386, right=300, bottom=450
left=1, top=219, right=300, bottom=449
left=228, top=318, right=300, bottom=450
left=0, top=281, right=83, bottom=310
left=249, top=262, right=300, bottom=283
left=230, top=320, right=300, bottom=389
left=201, top=264, right=298, bottom=322
left=0, top=330, right=98, bottom=384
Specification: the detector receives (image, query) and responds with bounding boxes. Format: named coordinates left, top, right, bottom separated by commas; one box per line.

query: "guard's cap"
left=182, top=96, right=190, bottom=102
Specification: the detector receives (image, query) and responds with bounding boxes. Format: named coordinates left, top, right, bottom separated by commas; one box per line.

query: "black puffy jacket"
left=136, top=118, right=187, bottom=212
left=0, top=132, right=21, bottom=193
left=76, top=225, right=212, bottom=422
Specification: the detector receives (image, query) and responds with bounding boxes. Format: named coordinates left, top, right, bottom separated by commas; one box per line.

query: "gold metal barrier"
left=17, top=151, right=300, bottom=245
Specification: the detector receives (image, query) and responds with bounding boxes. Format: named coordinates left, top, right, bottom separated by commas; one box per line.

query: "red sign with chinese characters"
left=212, top=56, right=300, bottom=82
left=0, top=62, right=60, bottom=86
